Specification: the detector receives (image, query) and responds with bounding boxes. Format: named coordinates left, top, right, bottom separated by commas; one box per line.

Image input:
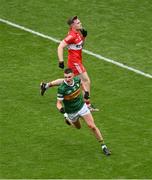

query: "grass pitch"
left=0, top=0, right=152, bottom=178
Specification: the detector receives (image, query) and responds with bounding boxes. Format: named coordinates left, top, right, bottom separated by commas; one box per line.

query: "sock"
left=101, top=144, right=107, bottom=150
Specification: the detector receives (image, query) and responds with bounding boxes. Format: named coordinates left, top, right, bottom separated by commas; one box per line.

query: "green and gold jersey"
left=57, top=77, right=84, bottom=113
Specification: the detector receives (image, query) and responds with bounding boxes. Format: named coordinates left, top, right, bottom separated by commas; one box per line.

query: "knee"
left=86, top=78, right=91, bottom=85
left=83, top=77, right=91, bottom=84
left=88, top=124, right=96, bottom=131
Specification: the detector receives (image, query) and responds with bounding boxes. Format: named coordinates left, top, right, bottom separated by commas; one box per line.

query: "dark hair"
left=67, top=16, right=78, bottom=25
left=64, top=68, right=73, bottom=74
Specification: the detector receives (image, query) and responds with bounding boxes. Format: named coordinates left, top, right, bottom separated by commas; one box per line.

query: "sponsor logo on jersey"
left=67, top=40, right=83, bottom=50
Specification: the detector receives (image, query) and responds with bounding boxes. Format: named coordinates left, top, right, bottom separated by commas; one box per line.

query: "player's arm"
left=56, top=99, right=72, bottom=125
left=58, top=40, right=68, bottom=68
left=58, top=35, right=74, bottom=69
left=50, top=78, right=64, bottom=86
left=57, top=88, right=65, bottom=113
left=40, top=78, right=64, bottom=96
left=56, top=99, right=64, bottom=112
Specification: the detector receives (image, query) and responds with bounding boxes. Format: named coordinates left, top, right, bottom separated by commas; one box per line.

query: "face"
left=72, top=18, right=82, bottom=30
left=64, top=72, right=74, bottom=84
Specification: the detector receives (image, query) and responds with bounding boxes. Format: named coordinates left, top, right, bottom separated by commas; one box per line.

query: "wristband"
left=59, top=61, right=64, bottom=69
left=59, top=107, right=65, bottom=114
left=84, top=91, right=90, bottom=99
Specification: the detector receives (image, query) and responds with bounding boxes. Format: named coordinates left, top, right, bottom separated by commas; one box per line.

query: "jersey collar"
left=64, top=79, right=74, bottom=86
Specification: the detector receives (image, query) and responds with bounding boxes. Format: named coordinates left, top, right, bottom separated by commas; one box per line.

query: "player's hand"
left=80, top=28, right=87, bottom=37
left=59, top=61, right=64, bottom=69
left=59, top=107, right=71, bottom=121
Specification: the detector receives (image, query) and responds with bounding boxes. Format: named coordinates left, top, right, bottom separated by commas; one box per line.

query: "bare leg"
left=78, top=71, right=91, bottom=94
left=82, top=112, right=111, bottom=155
left=82, top=113, right=103, bottom=141
left=77, top=72, right=99, bottom=111
left=72, top=119, right=81, bottom=129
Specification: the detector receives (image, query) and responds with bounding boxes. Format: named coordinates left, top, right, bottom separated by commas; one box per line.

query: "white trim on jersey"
left=57, top=97, right=64, bottom=101
left=57, top=93, right=64, bottom=101
left=67, top=40, right=83, bottom=50
left=63, top=80, right=74, bottom=86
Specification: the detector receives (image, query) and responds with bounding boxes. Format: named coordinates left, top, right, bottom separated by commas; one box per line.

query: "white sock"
left=101, top=144, right=107, bottom=149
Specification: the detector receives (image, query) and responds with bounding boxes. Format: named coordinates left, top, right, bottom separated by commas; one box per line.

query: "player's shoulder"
left=64, top=31, right=76, bottom=44
left=74, top=76, right=81, bottom=83
left=58, top=82, right=67, bottom=93
left=68, top=29, right=77, bottom=38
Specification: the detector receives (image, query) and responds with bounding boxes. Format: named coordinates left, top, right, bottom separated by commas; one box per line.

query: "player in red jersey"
left=58, top=16, right=86, bottom=75
left=58, top=16, right=88, bottom=87
left=40, top=16, right=98, bottom=111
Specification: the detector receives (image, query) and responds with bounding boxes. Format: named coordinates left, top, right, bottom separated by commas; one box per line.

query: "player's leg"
left=67, top=62, right=90, bottom=92
left=79, top=104, right=111, bottom=155
left=78, top=72, right=99, bottom=111
left=78, top=71, right=92, bottom=107
left=64, top=118, right=81, bottom=129
left=72, top=119, right=81, bottom=129
left=83, top=113, right=103, bottom=141
left=68, top=63, right=91, bottom=106
left=68, top=63, right=99, bottom=111
left=67, top=113, right=81, bottom=129
left=78, top=71, right=91, bottom=94
left=72, top=63, right=91, bottom=93
left=40, top=78, right=64, bottom=95
left=82, top=113, right=111, bottom=155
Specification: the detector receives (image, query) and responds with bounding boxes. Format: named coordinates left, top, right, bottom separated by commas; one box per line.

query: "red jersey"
left=64, top=28, right=85, bottom=64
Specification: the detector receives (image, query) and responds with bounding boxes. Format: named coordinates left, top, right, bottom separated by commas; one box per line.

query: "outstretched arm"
left=49, top=78, right=64, bottom=87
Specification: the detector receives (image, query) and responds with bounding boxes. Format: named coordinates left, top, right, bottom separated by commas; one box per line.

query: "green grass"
left=0, top=0, right=152, bottom=179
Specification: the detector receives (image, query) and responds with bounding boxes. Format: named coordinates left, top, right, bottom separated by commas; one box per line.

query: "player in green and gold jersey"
left=56, top=68, right=111, bottom=156
left=57, top=76, right=83, bottom=113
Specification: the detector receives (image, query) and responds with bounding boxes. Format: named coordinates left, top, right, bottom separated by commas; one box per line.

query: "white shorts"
left=67, top=103, right=90, bottom=122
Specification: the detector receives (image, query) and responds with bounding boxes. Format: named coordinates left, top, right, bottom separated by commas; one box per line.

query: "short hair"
left=64, top=68, right=73, bottom=74
left=67, top=16, right=78, bottom=25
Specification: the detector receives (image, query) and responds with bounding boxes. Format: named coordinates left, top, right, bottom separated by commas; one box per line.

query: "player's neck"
left=64, top=79, right=74, bottom=86
left=71, top=27, right=80, bottom=32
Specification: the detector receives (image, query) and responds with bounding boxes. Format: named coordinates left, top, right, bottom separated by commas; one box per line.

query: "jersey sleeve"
left=64, top=34, right=75, bottom=44
left=57, top=87, right=64, bottom=101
